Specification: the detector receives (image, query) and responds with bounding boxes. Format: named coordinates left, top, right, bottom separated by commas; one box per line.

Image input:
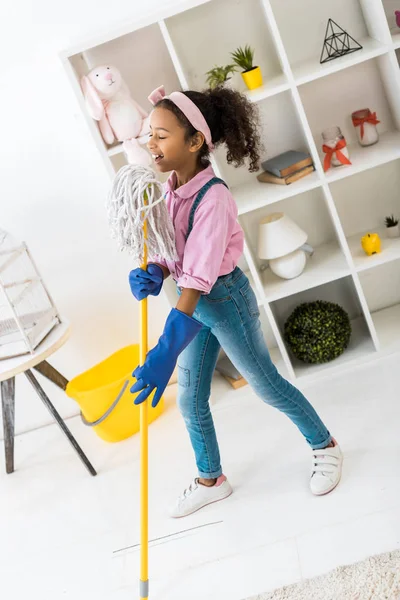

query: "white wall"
left=0, top=0, right=190, bottom=436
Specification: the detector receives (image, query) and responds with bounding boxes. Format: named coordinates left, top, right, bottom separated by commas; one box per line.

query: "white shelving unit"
left=61, top=0, right=400, bottom=384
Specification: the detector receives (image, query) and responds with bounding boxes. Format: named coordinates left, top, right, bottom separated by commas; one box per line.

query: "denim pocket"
left=203, top=282, right=231, bottom=304
left=178, top=365, right=190, bottom=387
left=239, top=281, right=260, bottom=318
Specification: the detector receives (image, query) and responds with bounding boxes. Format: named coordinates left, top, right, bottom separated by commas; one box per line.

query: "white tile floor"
left=1, top=353, right=400, bottom=600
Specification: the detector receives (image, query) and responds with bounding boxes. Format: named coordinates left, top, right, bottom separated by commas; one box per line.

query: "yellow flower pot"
left=241, top=66, right=263, bottom=90
left=361, top=233, right=381, bottom=256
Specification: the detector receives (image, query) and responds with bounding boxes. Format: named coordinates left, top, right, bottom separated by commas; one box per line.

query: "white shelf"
left=261, top=242, right=349, bottom=303
left=244, top=74, right=290, bottom=103
left=371, top=304, right=400, bottom=353
left=347, top=229, right=400, bottom=272
left=232, top=170, right=321, bottom=216
left=62, top=0, right=400, bottom=383
left=293, top=38, right=387, bottom=86
left=324, top=131, right=400, bottom=183
left=107, top=144, right=124, bottom=157
left=293, top=316, right=375, bottom=380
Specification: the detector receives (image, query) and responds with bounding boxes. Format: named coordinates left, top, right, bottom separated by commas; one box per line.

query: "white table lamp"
left=258, top=213, right=308, bottom=280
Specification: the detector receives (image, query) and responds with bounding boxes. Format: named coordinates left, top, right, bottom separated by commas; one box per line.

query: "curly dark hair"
left=156, top=87, right=261, bottom=172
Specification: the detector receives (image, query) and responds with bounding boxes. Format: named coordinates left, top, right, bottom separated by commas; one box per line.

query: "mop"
left=107, top=164, right=177, bottom=600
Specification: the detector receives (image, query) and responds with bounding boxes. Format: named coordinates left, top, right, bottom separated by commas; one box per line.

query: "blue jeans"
left=177, top=267, right=332, bottom=479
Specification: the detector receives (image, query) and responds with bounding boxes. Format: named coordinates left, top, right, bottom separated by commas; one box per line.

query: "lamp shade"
left=257, top=213, right=308, bottom=260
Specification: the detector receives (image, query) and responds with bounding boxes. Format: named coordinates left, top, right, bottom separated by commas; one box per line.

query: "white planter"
left=386, top=225, right=400, bottom=239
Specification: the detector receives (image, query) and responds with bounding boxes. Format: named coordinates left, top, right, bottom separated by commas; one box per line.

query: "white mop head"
left=107, top=164, right=177, bottom=266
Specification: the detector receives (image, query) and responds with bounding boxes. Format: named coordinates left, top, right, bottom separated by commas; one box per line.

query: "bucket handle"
left=80, top=380, right=130, bottom=427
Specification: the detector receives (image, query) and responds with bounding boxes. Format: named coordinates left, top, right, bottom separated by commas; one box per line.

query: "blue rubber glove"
left=131, top=308, right=202, bottom=407
left=128, top=264, right=164, bottom=301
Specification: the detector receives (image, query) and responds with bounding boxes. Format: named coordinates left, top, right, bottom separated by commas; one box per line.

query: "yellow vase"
left=361, top=233, right=381, bottom=256
left=241, top=66, right=263, bottom=90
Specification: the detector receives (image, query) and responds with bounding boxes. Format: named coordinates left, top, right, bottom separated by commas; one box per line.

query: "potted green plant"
left=284, top=301, right=351, bottom=364
left=206, top=64, right=237, bottom=89
left=231, top=45, right=263, bottom=90
left=385, top=214, right=400, bottom=239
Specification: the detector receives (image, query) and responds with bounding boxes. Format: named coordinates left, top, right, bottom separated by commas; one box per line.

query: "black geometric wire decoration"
left=320, top=19, right=363, bottom=64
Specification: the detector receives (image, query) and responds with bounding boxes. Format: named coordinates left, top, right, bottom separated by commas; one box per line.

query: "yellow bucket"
left=66, top=344, right=164, bottom=443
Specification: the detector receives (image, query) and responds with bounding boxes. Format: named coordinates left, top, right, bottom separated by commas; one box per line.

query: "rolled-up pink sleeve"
left=151, top=254, right=168, bottom=269
left=177, top=188, right=236, bottom=294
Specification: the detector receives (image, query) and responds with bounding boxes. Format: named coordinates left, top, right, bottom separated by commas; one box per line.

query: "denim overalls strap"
left=186, top=177, right=228, bottom=241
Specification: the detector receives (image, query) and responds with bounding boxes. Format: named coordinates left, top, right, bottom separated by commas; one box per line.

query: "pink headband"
left=148, top=85, right=214, bottom=151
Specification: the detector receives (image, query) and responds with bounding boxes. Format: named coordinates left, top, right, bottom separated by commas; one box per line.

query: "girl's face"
left=148, top=107, right=198, bottom=173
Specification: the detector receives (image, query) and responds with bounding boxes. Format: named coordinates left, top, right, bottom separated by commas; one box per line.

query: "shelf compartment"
left=68, top=23, right=182, bottom=160
left=293, top=316, right=374, bottom=380
left=108, top=144, right=124, bottom=157
left=232, top=170, right=321, bottom=216
left=109, top=152, right=128, bottom=173
left=77, top=24, right=182, bottom=110
left=269, top=0, right=388, bottom=83
left=371, top=304, right=400, bottom=354
left=325, top=131, right=400, bottom=183
left=239, top=187, right=349, bottom=302
left=244, top=75, right=290, bottom=103
left=329, top=158, right=400, bottom=270
left=358, top=258, right=400, bottom=353
left=261, top=242, right=349, bottom=303
left=294, top=38, right=387, bottom=86
left=347, top=230, right=400, bottom=272
left=298, top=54, right=400, bottom=178
left=270, top=276, right=375, bottom=380
left=219, top=91, right=312, bottom=191
left=164, top=0, right=286, bottom=94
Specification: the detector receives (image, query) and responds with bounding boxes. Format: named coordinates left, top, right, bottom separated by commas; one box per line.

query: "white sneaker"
left=310, top=440, right=343, bottom=496
left=170, top=475, right=233, bottom=518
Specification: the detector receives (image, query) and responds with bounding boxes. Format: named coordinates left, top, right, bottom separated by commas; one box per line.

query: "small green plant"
left=206, top=64, right=237, bottom=89
left=385, top=214, right=399, bottom=227
left=284, top=301, right=351, bottom=364
left=230, top=45, right=255, bottom=72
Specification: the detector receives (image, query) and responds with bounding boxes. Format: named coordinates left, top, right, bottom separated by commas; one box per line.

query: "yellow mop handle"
left=140, top=204, right=149, bottom=599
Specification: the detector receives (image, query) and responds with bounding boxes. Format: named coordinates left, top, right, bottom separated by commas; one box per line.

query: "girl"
left=129, top=85, right=342, bottom=518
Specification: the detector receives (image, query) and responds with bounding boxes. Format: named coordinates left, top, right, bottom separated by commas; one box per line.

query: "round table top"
left=0, top=320, right=70, bottom=382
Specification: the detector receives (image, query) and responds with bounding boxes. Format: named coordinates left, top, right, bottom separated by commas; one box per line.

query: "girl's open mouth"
left=152, top=153, right=164, bottom=164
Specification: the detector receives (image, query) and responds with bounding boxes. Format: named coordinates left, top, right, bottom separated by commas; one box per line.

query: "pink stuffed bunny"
left=81, top=65, right=151, bottom=166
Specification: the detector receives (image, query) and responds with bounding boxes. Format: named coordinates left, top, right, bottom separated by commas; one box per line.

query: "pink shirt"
left=155, top=165, right=244, bottom=294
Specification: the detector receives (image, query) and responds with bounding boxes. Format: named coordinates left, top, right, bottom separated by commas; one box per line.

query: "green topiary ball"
left=284, top=300, right=351, bottom=364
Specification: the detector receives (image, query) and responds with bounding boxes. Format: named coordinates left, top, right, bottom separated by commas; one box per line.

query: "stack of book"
left=257, top=150, right=314, bottom=185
